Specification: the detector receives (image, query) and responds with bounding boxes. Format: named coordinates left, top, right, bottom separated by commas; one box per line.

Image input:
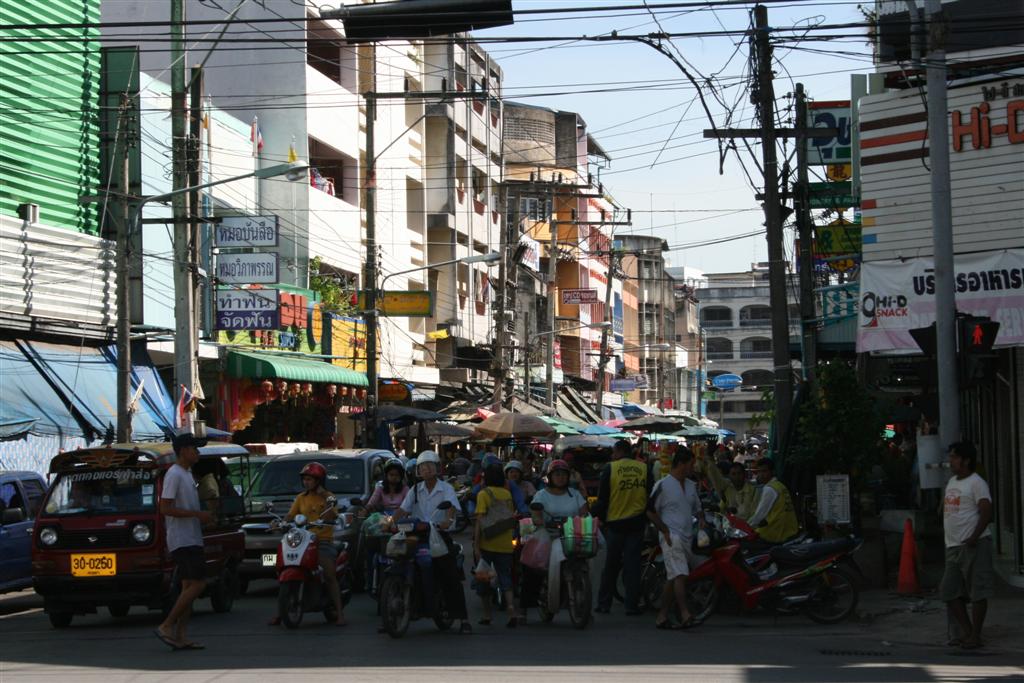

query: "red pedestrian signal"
left=958, top=316, right=1000, bottom=386
left=971, top=324, right=984, bottom=347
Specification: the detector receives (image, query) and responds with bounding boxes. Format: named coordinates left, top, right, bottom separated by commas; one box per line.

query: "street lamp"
left=524, top=321, right=610, bottom=407
left=120, top=161, right=308, bottom=439
left=379, top=251, right=500, bottom=289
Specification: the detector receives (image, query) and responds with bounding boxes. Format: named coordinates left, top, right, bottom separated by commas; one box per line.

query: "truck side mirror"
left=2, top=508, right=25, bottom=524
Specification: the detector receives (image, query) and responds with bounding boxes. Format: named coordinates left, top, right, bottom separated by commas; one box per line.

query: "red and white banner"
left=857, top=249, right=1024, bottom=353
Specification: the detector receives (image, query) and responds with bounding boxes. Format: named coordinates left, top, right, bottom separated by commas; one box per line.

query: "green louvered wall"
left=0, top=1, right=101, bottom=234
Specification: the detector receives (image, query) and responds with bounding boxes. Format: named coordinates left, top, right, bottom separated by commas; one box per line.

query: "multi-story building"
left=502, top=102, right=617, bottom=413
left=697, top=265, right=800, bottom=436
left=667, top=266, right=706, bottom=415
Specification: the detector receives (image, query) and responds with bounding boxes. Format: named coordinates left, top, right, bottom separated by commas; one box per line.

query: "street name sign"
left=216, top=253, right=279, bottom=284
left=215, top=288, right=279, bottom=330
left=214, top=215, right=278, bottom=247
left=561, top=288, right=600, bottom=305
left=610, top=378, right=637, bottom=392
left=711, top=373, right=743, bottom=391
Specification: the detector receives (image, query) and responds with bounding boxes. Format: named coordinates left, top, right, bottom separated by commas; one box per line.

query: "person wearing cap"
left=395, top=450, right=471, bottom=634
left=469, top=455, right=529, bottom=516
left=156, top=431, right=212, bottom=650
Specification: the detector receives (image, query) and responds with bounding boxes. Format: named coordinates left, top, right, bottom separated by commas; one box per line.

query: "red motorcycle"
left=686, top=513, right=861, bottom=625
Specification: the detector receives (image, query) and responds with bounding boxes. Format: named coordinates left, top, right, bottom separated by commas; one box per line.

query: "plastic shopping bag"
left=428, top=524, right=449, bottom=558
left=546, top=538, right=566, bottom=614
left=520, top=530, right=552, bottom=570
left=473, top=558, right=496, bottom=583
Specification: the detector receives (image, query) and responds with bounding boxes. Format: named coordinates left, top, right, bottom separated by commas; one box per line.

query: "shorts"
left=171, top=545, right=205, bottom=581
left=659, top=532, right=693, bottom=580
left=940, top=537, right=994, bottom=603
left=318, top=542, right=339, bottom=566
left=477, top=550, right=514, bottom=594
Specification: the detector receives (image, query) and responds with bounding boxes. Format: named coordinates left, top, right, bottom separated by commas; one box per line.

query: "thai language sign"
left=215, top=288, right=279, bottom=330
left=216, top=253, right=279, bottom=284
left=561, top=288, right=599, bottom=305
left=806, top=101, right=851, bottom=165
left=857, top=249, right=1024, bottom=353
left=214, top=215, right=278, bottom=247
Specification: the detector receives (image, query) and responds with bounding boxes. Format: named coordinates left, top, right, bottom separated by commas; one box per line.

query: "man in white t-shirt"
left=940, top=441, right=994, bottom=650
left=647, top=447, right=703, bottom=629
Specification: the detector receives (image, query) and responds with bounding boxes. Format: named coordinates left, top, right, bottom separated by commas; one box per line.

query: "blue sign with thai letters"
left=712, top=373, right=743, bottom=391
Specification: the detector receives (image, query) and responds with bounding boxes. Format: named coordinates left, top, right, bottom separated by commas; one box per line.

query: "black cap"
left=172, top=431, right=207, bottom=453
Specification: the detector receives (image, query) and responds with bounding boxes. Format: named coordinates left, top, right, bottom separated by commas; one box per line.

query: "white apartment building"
left=99, top=2, right=503, bottom=387
left=698, top=265, right=801, bottom=436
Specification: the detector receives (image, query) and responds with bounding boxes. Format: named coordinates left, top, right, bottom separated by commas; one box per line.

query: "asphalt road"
left=2, top=577, right=1021, bottom=683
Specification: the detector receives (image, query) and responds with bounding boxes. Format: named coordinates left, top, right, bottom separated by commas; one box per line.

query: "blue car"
left=0, top=471, right=47, bottom=593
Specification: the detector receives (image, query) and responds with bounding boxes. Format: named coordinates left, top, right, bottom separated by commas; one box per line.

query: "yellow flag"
left=426, top=329, right=449, bottom=340
left=287, top=136, right=298, bottom=163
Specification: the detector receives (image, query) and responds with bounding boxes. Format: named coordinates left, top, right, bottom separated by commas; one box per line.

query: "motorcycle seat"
left=769, top=537, right=855, bottom=565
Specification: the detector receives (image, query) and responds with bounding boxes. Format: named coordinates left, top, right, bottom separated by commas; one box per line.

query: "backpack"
left=480, top=487, right=516, bottom=540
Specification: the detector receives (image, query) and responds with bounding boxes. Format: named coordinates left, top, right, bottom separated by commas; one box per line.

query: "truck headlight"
left=40, top=527, right=58, bottom=546
left=131, top=523, right=152, bottom=543
left=285, top=529, right=303, bottom=548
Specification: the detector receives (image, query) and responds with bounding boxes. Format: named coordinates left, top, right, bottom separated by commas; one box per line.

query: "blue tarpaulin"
left=0, top=340, right=174, bottom=442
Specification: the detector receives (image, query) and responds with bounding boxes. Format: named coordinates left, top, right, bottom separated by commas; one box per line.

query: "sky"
left=476, top=1, right=874, bottom=275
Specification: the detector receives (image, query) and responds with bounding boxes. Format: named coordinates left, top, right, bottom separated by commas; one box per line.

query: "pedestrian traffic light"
left=957, top=316, right=1000, bottom=386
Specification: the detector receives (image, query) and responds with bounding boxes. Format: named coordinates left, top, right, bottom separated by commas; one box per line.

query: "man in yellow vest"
left=593, top=440, right=653, bottom=615
left=748, top=458, right=799, bottom=543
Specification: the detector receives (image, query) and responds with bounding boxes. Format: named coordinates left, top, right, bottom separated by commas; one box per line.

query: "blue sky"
left=478, top=1, right=873, bottom=274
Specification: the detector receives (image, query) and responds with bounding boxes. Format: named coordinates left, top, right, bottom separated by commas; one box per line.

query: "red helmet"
left=300, top=461, right=327, bottom=483
left=547, top=459, right=571, bottom=475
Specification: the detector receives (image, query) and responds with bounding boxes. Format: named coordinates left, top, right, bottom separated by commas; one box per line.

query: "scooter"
left=528, top=503, right=594, bottom=630
left=685, top=512, right=861, bottom=624
left=377, top=501, right=466, bottom=638
left=267, top=500, right=354, bottom=628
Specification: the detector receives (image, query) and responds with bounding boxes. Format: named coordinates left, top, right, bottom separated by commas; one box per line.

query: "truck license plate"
left=70, top=553, right=116, bottom=577
left=262, top=553, right=276, bottom=567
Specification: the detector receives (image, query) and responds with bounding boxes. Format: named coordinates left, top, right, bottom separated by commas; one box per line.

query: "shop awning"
left=226, top=350, right=368, bottom=387
left=0, top=340, right=175, bottom=441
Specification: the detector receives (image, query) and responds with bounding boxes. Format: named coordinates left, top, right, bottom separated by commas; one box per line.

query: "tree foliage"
left=791, top=361, right=884, bottom=480
left=309, top=256, right=356, bottom=315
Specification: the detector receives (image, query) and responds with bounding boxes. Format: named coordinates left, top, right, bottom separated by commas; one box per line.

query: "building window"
left=639, top=258, right=660, bottom=281
left=520, top=196, right=551, bottom=222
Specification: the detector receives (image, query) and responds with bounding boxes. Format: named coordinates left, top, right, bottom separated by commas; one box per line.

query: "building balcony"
left=701, top=319, right=733, bottom=328
left=306, top=185, right=361, bottom=276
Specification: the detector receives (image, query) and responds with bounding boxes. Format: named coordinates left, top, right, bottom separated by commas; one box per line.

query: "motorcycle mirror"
left=263, top=502, right=274, bottom=512
left=294, top=514, right=307, bottom=526
left=325, top=496, right=338, bottom=508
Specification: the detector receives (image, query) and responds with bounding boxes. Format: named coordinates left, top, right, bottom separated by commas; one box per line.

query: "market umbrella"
left=395, top=422, right=474, bottom=445
left=644, top=432, right=686, bottom=442
left=620, top=415, right=689, bottom=433
left=473, top=413, right=556, bottom=441
left=582, top=424, right=622, bottom=436
left=674, top=425, right=722, bottom=438
left=354, top=405, right=447, bottom=424
left=539, top=416, right=585, bottom=435
left=552, top=434, right=621, bottom=454
left=600, top=419, right=626, bottom=428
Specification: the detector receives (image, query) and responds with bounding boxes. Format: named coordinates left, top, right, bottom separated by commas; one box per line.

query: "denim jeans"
left=598, top=522, right=643, bottom=611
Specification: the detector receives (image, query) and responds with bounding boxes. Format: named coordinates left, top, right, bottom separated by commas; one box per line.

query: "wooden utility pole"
left=593, top=209, right=630, bottom=417
left=189, top=66, right=205, bottom=345
left=364, top=92, right=379, bottom=443
left=545, top=208, right=560, bottom=409
left=795, top=83, right=817, bottom=385
left=171, top=0, right=196, bottom=415
left=492, top=186, right=514, bottom=410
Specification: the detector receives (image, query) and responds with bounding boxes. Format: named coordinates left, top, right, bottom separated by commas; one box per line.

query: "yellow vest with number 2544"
left=608, top=459, right=648, bottom=522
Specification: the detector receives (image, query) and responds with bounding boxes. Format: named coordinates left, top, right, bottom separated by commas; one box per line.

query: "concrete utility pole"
left=753, top=4, right=794, bottom=452
left=115, top=96, right=132, bottom=443
left=794, top=83, right=817, bottom=386
left=545, top=209, right=560, bottom=409
left=171, top=0, right=196, bottom=414
left=364, top=92, right=379, bottom=443
left=492, top=186, right=514, bottom=410
left=924, top=0, right=960, bottom=445
left=593, top=235, right=617, bottom=418
left=189, top=66, right=205, bottom=348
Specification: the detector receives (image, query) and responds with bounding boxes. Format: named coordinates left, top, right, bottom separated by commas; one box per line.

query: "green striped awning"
left=225, top=351, right=368, bottom=387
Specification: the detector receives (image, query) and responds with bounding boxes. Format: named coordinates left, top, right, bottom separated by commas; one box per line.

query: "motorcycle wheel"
left=379, top=575, right=411, bottom=639
left=48, top=610, right=73, bottom=629
left=210, top=566, right=238, bottom=614
left=641, top=564, right=667, bottom=612
left=278, top=581, right=304, bottom=629
left=108, top=603, right=130, bottom=618
left=804, top=566, right=859, bottom=625
left=685, top=577, right=720, bottom=623
left=567, top=567, right=592, bottom=630
left=433, top=591, right=454, bottom=632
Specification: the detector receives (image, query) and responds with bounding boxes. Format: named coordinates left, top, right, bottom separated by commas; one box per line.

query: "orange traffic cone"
left=897, top=518, right=920, bottom=594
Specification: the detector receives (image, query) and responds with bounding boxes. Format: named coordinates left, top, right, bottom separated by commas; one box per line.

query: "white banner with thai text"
left=857, top=249, right=1024, bottom=353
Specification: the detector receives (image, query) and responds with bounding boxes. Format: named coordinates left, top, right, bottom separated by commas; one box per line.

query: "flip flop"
left=154, top=629, right=179, bottom=650
left=961, top=639, right=984, bottom=650
left=656, top=620, right=683, bottom=630
left=679, top=616, right=700, bottom=630
left=946, top=637, right=963, bottom=647
left=179, top=642, right=205, bottom=650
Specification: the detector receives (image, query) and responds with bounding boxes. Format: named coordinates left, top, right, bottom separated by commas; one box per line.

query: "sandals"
left=154, top=629, right=179, bottom=650
left=178, top=642, right=205, bottom=651
left=655, top=620, right=683, bottom=630
left=679, top=615, right=701, bottom=630
left=459, top=622, right=473, bottom=634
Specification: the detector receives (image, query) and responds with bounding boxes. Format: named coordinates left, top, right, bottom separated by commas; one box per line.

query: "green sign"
left=702, top=390, right=718, bottom=400
left=808, top=181, right=856, bottom=209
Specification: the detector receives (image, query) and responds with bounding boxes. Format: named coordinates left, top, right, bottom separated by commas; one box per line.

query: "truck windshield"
left=252, top=458, right=365, bottom=497
left=44, top=469, right=157, bottom=516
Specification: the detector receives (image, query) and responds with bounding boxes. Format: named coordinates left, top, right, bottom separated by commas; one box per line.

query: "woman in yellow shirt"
left=474, top=461, right=517, bottom=627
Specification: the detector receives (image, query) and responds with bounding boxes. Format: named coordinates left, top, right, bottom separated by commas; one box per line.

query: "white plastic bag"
left=546, top=537, right=566, bottom=614
left=697, top=529, right=711, bottom=549
left=428, top=524, right=449, bottom=558
left=473, top=558, right=496, bottom=583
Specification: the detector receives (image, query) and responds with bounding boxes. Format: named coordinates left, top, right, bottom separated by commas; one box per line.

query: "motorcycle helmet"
left=504, top=460, right=524, bottom=474
left=547, top=459, right=571, bottom=475
left=300, top=461, right=327, bottom=483
left=417, top=450, right=441, bottom=466
left=404, top=458, right=418, bottom=477
left=383, top=458, right=405, bottom=477
left=481, top=453, right=502, bottom=470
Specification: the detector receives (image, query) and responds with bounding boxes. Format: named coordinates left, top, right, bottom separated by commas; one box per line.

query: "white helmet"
left=416, top=450, right=441, bottom=466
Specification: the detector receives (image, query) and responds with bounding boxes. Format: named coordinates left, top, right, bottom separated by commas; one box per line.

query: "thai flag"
left=175, top=384, right=195, bottom=431
left=250, top=116, right=264, bottom=157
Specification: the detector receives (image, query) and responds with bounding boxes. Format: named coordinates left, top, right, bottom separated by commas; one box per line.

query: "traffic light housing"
left=958, top=316, right=1000, bottom=386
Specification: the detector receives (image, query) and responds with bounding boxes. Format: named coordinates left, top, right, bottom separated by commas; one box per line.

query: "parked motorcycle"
left=266, top=500, right=354, bottom=628
left=528, top=503, right=594, bottom=630
left=685, top=512, right=861, bottom=624
left=377, top=501, right=465, bottom=638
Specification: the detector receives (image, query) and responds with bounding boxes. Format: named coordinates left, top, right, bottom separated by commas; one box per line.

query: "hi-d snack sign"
left=857, top=249, right=1024, bottom=353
